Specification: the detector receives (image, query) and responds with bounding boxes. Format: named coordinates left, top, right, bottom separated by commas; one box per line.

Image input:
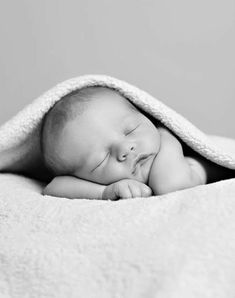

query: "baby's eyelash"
left=125, top=124, right=140, bottom=135
left=91, top=152, right=109, bottom=172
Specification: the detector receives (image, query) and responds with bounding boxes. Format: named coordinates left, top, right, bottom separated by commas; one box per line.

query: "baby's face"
left=56, top=90, right=161, bottom=185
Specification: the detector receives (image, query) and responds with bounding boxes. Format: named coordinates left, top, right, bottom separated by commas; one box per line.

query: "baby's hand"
left=102, top=179, right=152, bottom=201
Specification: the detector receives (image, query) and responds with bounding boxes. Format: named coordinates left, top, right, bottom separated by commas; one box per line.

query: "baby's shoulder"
left=158, top=126, right=183, bottom=151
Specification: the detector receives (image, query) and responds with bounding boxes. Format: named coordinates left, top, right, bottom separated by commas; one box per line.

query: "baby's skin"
left=43, top=89, right=232, bottom=200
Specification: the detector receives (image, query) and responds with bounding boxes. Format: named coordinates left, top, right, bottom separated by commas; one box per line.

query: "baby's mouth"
left=131, top=153, right=154, bottom=175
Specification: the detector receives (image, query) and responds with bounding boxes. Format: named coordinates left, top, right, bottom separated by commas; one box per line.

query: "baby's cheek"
left=102, top=163, right=130, bottom=184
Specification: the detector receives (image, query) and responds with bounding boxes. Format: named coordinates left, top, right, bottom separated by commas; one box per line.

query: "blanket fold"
left=0, top=74, right=235, bottom=181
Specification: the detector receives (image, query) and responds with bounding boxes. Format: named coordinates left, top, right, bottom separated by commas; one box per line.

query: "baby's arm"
left=43, top=176, right=105, bottom=200
left=148, top=127, right=207, bottom=195
left=43, top=176, right=152, bottom=200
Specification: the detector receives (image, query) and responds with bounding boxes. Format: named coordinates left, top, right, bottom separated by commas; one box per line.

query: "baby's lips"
left=132, top=153, right=153, bottom=175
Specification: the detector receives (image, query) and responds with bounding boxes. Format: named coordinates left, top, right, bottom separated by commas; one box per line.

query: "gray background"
left=0, top=0, right=234, bottom=138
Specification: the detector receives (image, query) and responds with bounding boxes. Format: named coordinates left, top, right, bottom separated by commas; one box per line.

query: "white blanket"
left=0, top=74, right=235, bottom=297
left=1, top=173, right=235, bottom=297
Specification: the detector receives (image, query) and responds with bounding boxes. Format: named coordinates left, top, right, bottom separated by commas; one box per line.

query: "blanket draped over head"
left=0, top=74, right=235, bottom=181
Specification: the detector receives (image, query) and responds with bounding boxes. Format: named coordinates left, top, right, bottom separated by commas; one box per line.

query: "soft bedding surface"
left=0, top=173, right=235, bottom=298
left=0, top=74, right=235, bottom=297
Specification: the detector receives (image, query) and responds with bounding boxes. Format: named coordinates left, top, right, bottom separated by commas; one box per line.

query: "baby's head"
left=41, top=86, right=161, bottom=185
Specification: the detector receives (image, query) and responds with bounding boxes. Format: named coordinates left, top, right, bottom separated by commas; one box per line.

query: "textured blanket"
left=0, top=74, right=235, bottom=180
left=0, top=74, right=235, bottom=297
left=1, top=174, right=235, bottom=298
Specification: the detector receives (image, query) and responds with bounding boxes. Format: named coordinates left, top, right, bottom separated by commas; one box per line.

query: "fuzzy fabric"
left=0, top=173, right=235, bottom=298
left=0, top=74, right=235, bottom=297
left=0, top=74, right=235, bottom=181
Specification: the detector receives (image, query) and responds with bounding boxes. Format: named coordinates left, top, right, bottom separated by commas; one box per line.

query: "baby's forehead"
left=87, top=88, right=139, bottom=113
left=65, top=87, right=141, bottom=132
left=69, top=91, right=140, bottom=130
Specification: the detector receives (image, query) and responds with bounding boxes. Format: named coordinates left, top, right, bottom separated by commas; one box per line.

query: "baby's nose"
left=117, top=143, right=136, bottom=161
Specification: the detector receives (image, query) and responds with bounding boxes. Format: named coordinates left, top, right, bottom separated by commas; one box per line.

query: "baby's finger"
left=119, top=186, right=132, bottom=199
left=140, top=184, right=152, bottom=197
left=129, top=184, right=142, bottom=198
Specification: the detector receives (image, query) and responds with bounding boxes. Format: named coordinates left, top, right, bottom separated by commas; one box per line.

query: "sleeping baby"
left=41, top=86, right=234, bottom=200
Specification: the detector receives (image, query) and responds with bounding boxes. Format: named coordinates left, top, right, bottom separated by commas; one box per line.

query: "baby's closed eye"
left=125, top=124, right=141, bottom=135
left=91, top=152, right=110, bottom=172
